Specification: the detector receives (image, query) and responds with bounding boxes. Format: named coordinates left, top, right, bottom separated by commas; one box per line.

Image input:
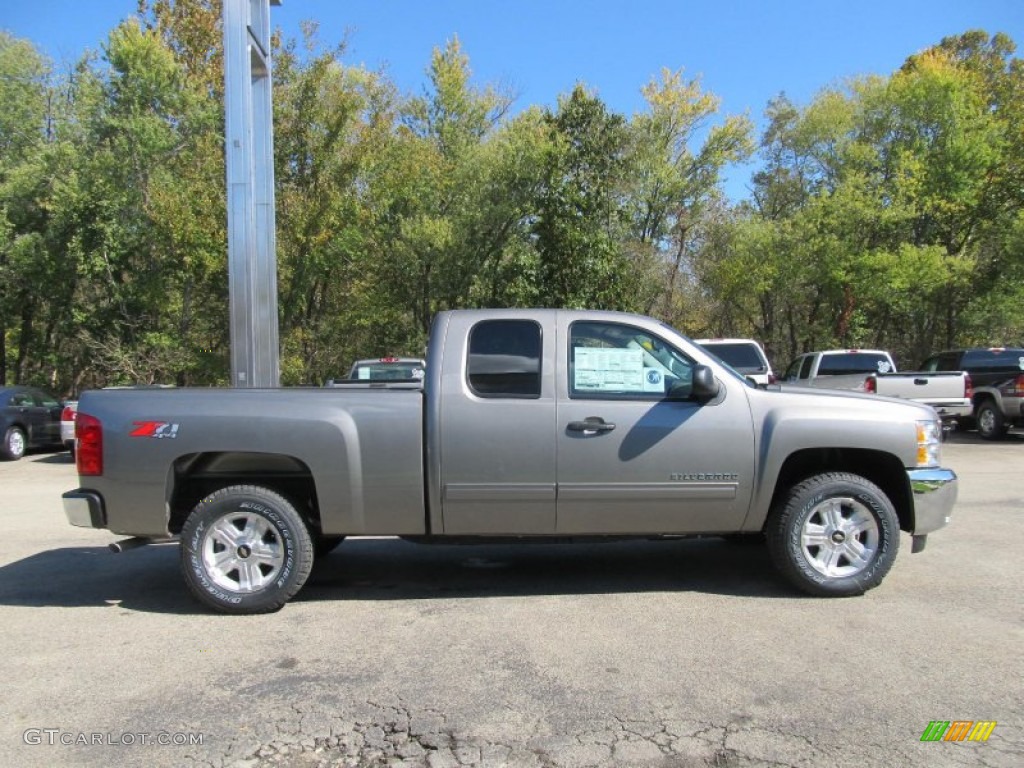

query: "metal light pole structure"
left=223, top=0, right=281, bottom=387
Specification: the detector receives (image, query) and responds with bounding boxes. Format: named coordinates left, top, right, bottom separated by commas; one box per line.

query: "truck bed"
left=73, top=386, right=426, bottom=537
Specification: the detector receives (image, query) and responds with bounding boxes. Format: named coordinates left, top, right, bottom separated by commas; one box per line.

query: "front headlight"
left=916, top=420, right=942, bottom=467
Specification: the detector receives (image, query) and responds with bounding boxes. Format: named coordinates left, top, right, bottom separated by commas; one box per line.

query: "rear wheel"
left=180, top=485, right=314, bottom=614
left=976, top=401, right=1007, bottom=441
left=1, top=427, right=26, bottom=461
left=766, top=472, right=899, bottom=597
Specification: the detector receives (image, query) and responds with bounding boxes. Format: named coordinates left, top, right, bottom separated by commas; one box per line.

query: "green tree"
left=532, top=85, right=632, bottom=309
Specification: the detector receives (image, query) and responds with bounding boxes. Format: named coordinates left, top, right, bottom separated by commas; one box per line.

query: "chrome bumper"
left=63, top=489, right=106, bottom=529
left=907, top=468, right=957, bottom=536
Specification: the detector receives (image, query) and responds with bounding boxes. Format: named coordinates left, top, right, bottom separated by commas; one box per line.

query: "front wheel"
left=766, top=473, right=899, bottom=597
left=180, top=485, right=314, bottom=614
left=976, top=401, right=1006, bottom=441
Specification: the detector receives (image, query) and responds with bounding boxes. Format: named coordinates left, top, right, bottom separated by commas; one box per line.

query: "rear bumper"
left=928, top=402, right=972, bottom=420
left=63, top=489, right=106, bottom=529
left=907, top=468, right=957, bottom=535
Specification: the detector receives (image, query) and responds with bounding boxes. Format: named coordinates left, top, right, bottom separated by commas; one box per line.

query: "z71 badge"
left=130, top=421, right=180, bottom=439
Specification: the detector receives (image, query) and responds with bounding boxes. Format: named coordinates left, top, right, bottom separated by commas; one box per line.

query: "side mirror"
left=693, top=365, right=721, bottom=401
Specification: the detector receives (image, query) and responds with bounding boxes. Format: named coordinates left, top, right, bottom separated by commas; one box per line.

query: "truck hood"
left=771, top=383, right=939, bottom=421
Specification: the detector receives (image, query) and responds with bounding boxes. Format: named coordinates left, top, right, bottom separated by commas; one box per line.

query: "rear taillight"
left=1012, top=374, right=1024, bottom=396
left=767, top=373, right=777, bottom=385
left=76, top=412, right=102, bottom=476
left=964, top=373, right=974, bottom=400
left=61, top=405, right=77, bottom=423
left=864, top=375, right=877, bottom=394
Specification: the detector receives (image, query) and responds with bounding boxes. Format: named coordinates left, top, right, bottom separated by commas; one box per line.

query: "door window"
left=467, top=320, right=542, bottom=398
left=569, top=322, right=694, bottom=400
left=33, top=390, right=59, bottom=408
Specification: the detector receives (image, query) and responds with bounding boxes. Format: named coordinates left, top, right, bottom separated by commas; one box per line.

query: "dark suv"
left=920, top=348, right=1024, bottom=439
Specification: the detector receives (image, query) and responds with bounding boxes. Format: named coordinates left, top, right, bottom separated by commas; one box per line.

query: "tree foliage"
left=1, top=10, right=1021, bottom=391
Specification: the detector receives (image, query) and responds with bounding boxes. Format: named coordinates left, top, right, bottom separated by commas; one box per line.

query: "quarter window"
left=467, top=320, right=542, bottom=398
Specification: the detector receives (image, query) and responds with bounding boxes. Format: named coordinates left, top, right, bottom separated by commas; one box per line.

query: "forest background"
left=2, top=0, right=1022, bottom=393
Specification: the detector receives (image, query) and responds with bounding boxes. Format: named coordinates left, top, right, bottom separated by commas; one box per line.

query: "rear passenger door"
left=438, top=315, right=558, bottom=534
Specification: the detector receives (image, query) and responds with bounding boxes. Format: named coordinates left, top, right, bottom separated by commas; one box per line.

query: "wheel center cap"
left=831, top=531, right=846, bottom=544
left=237, top=544, right=252, bottom=559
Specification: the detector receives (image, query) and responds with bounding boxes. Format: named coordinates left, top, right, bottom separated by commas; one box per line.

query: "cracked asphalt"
left=0, top=431, right=1021, bottom=767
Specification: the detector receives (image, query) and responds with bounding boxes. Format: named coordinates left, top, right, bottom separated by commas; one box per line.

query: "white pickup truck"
left=782, top=349, right=897, bottom=391
left=864, top=371, right=973, bottom=426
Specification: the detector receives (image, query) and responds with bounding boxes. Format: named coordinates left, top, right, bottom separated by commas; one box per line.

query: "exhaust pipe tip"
left=109, top=537, right=150, bottom=553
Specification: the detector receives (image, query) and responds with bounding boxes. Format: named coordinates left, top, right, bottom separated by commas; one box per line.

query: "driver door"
left=555, top=318, right=756, bottom=534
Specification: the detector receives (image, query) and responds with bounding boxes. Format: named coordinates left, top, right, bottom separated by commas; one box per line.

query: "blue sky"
left=3, top=1, right=1022, bottom=197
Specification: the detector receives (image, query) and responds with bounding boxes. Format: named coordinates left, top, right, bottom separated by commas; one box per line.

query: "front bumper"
left=63, top=489, right=106, bottom=529
left=907, top=468, right=957, bottom=535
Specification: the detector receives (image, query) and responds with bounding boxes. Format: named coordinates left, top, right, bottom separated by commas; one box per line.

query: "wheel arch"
left=765, top=448, right=912, bottom=533
left=168, top=451, right=322, bottom=535
left=971, top=390, right=1000, bottom=411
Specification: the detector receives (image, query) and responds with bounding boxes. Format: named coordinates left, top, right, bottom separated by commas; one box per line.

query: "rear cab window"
left=467, top=320, right=542, bottom=398
left=962, top=349, right=1024, bottom=373
left=817, top=352, right=894, bottom=375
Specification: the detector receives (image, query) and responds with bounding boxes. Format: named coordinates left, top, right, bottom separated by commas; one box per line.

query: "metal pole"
left=223, top=0, right=281, bottom=388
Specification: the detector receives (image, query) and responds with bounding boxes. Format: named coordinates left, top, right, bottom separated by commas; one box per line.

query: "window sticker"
left=877, top=360, right=892, bottom=373
left=575, top=348, right=654, bottom=393
left=1018, top=356, right=1024, bottom=371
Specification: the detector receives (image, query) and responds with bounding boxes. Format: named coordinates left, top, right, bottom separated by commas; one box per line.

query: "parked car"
left=919, top=347, right=1024, bottom=439
left=695, top=338, right=775, bottom=387
left=61, top=400, right=79, bottom=456
left=783, top=349, right=897, bottom=391
left=1, top=386, right=65, bottom=460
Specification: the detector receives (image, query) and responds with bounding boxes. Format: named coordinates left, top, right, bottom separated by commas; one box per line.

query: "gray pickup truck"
left=64, top=309, right=957, bottom=614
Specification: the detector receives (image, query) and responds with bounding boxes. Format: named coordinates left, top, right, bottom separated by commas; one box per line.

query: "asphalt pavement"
left=0, top=431, right=1021, bottom=767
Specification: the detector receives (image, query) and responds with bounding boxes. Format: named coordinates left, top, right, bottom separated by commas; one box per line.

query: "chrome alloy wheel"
left=201, top=512, right=285, bottom=593
left=8, top=429, right=25, bottom=458
left=800, top=497, right=879, bottom=578
left=978, top=407, right=996, bottom=435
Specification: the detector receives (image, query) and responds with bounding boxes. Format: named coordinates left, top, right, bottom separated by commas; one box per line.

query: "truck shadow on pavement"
left=0, top=537, right=793, bottom=614
left=301, top=537, right=793, bottom=604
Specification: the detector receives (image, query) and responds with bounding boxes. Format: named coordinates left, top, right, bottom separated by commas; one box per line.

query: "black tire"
left=1, top=426, right=26, bottom=461
left=766, top=473, right=899, bottom=597
left=314, top=535, right=345, bottom=559
left=976, top=401, right=1006, bottom=441
left=180, top=485, right=314, bottom=614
